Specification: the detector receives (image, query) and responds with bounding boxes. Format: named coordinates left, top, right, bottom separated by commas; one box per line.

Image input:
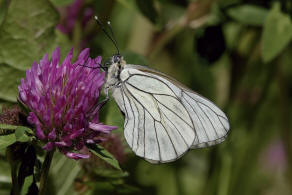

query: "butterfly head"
left=108, top=53, right=125, bottom=73
left=112, top=54, right=122, bottom=64
left=109, top=53, right=126, bottom=68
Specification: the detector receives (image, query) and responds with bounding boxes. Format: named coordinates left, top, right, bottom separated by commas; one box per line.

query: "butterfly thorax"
left=104, top=55, right=126, bottom=91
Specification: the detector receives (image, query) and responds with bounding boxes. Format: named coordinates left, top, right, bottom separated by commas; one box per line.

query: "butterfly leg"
left=98, top=87, right=110, bottom=107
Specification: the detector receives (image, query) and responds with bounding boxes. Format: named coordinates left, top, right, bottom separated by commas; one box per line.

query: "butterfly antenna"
left=94, top=16, right=120, bottom=55
left=106, top=21, right=120, bottom=55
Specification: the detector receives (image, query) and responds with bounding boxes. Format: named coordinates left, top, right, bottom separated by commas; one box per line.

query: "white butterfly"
left=94, top=16, right=230, bottom=163
left=103, top=55, right=230, bottom=163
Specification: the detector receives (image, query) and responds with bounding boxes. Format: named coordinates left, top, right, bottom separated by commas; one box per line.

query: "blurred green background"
left=1, top=0, right=292, bottom=194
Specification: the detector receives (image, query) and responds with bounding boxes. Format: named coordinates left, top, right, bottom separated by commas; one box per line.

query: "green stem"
left=39, top=150, right=55, bottom=195
left=11, top=162, right=20, bottom=195
left=6, top=145, right=20, bottom=195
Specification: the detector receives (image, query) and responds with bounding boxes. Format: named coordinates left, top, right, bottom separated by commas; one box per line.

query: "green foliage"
left=93, top=169, right=129, bottom=179
left=136, top=0, right=158, bottom=24
left=88, top=144, right=122, bottom=170
left=227, top=5, right=268, bottom=26
left=0, top=0, right=71, bottom=103
left=50, top=154, right=81, bottom=195
left=15, top=127, right=31, bottom=142
left=0, top=124, right=33, bottom=134
left=0, top=124, right=18, bottom=130
left=0, top=134, right=16, bottom=150
left=262, top=3, right=292, bottom=62
left=0, top=124, right=33, bottom=150
left=20, top=175, right=33, bottom=195
left=0, top=65, right=25, bottom=102
left=0, top=0, right=59, bottom=71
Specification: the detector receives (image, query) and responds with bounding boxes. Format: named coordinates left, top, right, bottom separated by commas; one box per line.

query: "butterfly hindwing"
left=181, top=91, right=229, bottom=148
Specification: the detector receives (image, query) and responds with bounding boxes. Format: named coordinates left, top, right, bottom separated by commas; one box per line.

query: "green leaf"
left=136, top=0, right=159, bottom=23
left=262, top=3, right=292, bottom=63
left=94, top=169, right=129, bottom=179
left=20, top=175, right=33, bottom=195
left=51, top=154, right=81, bottom=195
left=227, top=5, right=268, bottom=26
left=50, top=0, right=75, bottom=7
left=0, top=124, right=34, bottom=140
left=0, top=123, right=17, bottom=135
left=0, top=123, right=18, bottom=130
left=0, top=0, right=59, bottom=71
left=0, top=134, right=16, bottom=150
left=0, top=65, right=25, bottom=102
left=15, top=127, right=30, bottom=142
left=0, top=124, right=33, bottom=134
left=18, top=126, right=34, bottom=135
left=88, top=144, right=122, bottom=170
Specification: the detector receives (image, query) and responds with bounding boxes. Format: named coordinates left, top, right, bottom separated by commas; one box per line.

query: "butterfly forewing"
left=112, top=64, right=230, bottom=163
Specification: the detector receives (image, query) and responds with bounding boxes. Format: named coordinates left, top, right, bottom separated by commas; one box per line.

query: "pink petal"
left=55, top=141, right=72, bottom=147
left=69, top=128, right=84, bottom=139
left=48, top=128, right=56, bottom=141
left=65, top=152, right=90, bottom=160
left=42, top=142, right=55, bottom=151
left=52, top=47, right=60, bottom=66
left=36, top=125, right=46, bottom=140
left=89, top=122, right=117, bottom=133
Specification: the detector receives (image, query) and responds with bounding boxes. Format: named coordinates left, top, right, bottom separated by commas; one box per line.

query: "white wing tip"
left=191, top=134, right=228, bottom=149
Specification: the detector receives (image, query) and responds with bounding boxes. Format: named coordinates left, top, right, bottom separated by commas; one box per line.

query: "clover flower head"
left=18, top=47, right=116, bottom=159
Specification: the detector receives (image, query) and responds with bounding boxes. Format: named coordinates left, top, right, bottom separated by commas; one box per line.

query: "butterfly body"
left=104, top=55, right=230, bottom=163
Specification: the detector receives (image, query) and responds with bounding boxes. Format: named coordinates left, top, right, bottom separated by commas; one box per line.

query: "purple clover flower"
left=18, top=47, right=117, bottom=159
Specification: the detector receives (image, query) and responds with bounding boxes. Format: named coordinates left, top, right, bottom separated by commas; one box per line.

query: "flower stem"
left=10, top=161, right=20, bottom=195
left=39, top=150, right=55, bottom=195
